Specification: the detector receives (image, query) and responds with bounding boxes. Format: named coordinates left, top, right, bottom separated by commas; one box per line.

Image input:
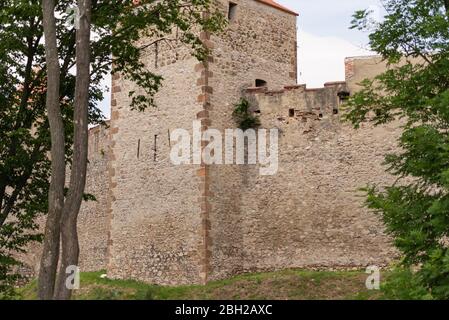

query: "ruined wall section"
left=207, top=0, right=298, bottom=281
left=106, top=33, right=207, bottom=285
left=240, top=81, right=399, bottom=272
left=17, top=123, right=112, bottom=278
left=77, top=123, right=111, bottom=271
left=345, top=55, right=385, bottom=92
left=344, top=55, right=425, bottom=92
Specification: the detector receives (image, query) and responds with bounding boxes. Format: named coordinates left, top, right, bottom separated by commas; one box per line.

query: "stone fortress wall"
left=206, top=0, right=298, bottom=282
left=22, top=1, right=402, bottom=285
left=106, top=42, right=206, bottom=284
left=237, top=73, right=400, bottom=274
left=17, top=124, right=111, bottom=277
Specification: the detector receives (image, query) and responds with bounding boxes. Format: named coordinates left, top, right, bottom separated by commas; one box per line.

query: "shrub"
left=232, top=98, right=260, bottom=130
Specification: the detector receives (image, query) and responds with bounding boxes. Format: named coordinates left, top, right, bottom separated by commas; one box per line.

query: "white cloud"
left=297, top=30, right=373, bottom=88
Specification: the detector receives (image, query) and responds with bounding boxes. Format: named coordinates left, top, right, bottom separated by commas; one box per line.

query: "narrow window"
left=153, top=134, right=158, bottom=161
left=255, top=79, right=267, bottom=87
left=289, top=108, right=295, bottom=117
left=137, top=139, right=141, bottom=159
left=333, top=108, right=339, bottom=115
left=168, top=129, right=171, bottom=147
left=154, top=42, right=159, bottom=69
left=319, top=113, right=323, bottom=118
left=228, top=2, right=237, bottom=21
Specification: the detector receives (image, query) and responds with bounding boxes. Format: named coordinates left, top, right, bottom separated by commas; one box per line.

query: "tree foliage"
left=0, top=0, right=224, bottom=298
left=347, top=0, right=449, bottom=299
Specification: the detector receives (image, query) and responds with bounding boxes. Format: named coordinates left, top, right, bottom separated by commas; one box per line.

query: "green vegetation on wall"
left=232, top=98, right=261, bottom=130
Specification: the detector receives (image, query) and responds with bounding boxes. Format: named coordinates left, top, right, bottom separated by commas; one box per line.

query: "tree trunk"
left=38, top=0, right=65, bottom=300
left=54, top=0, right=92, bottom=300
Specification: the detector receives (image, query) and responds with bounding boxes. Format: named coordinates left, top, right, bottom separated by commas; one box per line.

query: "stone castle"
left=23, top=0, right=401, bottom=285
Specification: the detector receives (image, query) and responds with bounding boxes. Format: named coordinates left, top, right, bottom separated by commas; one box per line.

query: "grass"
left=18, top=268, right=386, bottom=300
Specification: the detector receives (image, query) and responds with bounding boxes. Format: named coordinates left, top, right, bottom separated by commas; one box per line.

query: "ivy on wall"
left=232, top=98, right=260, bottom=130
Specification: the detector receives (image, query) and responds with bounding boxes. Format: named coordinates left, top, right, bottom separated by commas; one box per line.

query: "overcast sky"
left=99, top=0, right=383, bottom=118
left=277, top=0, right=384, bottom=87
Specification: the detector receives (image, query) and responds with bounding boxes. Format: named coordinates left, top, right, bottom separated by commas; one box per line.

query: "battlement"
left=88, top=120, right=110, bottom=160
left=246, top=81, right=347, bottom=95
left=244, top=80, right=349, bottom=125
left=242, top=55, right=391, bottom=127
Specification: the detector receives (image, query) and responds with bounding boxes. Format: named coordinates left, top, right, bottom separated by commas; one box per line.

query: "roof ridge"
left=254, top=0, right=299, bottom=16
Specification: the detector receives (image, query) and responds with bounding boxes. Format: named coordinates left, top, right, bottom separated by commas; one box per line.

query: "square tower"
left=107, top=0, right=298, bottom=285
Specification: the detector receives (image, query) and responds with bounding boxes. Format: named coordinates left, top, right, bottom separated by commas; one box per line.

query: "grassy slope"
left=19, top=269, right=384, bottom=300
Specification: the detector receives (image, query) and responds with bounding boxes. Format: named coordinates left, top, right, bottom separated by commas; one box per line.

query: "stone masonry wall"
left=206, top=0, right=298, bottom=281
left=17, top=123, right=111, bottom=278
left=106, top=0, right=299, bottom=285
left=77, top=123, right=111, bottom=272
left=344, top=55, right=424, bottom=92
left=106, top=34, right=207, bottom=284
left=238, top=81, right=399, bottom=272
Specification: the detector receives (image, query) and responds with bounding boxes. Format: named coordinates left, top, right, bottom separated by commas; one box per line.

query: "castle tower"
left=107, top=0, right=298, bottom=285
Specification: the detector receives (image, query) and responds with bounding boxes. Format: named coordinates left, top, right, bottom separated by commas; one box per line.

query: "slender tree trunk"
left=38, top=0, right=66, bottom=300
left=445, top=0, right=449, bottom=12
left=54, top=0, right=92, bottom=300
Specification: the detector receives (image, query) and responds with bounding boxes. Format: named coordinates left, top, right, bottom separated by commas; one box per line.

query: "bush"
left=232, top=98, right=260, bottom=130
left=381, top=268, right=433, bottom=300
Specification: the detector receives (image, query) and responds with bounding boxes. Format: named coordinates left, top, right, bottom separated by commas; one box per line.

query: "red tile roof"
left=255, top=0, right=299, bottom=16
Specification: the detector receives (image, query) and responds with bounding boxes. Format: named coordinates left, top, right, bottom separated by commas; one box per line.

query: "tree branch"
left=138, top=36, right=178, bottom=51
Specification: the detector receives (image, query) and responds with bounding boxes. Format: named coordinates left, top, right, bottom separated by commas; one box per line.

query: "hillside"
left=19, top=269, right=384, bottom=300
